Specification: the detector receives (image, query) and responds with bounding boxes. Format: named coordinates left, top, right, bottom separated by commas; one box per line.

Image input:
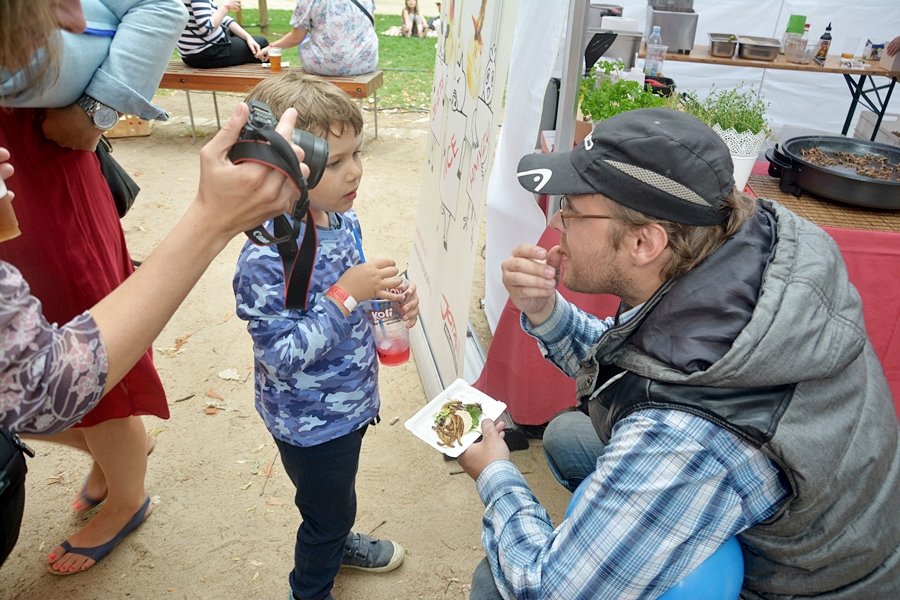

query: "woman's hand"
left=245, top=37, right=262, bottom=56
left=195, top=102, right=308, bottom=240
left=41, top=104, right=104, bottom=151
left=224, top=0, right=241, bottom=11
left=256, top=46, right=271, bottom=61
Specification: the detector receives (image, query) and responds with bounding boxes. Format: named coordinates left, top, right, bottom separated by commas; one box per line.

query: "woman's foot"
left=71, top=435, right=156, bottom=513
left=48, top=496, right=153, bottom=574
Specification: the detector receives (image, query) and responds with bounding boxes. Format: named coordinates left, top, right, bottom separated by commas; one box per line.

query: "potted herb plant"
left=681, top=85, right=770, bottom=190
left=579, top=60, right=675, bottom=126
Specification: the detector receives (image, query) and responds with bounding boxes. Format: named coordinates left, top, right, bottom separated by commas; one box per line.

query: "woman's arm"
left=0, top=104, right=306, bottom=433
left=257, top=27, right=306, bottom=60
left=90, top=103, right=303, bottom=390
left=227, top=21, right=261, bottom=56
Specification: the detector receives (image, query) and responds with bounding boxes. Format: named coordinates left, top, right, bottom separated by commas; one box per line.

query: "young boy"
left=233, top=72, right=419, bottom=600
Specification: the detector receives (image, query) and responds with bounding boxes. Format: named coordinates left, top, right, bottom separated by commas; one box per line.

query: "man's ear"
left=630, top=223, right=669, bottom=267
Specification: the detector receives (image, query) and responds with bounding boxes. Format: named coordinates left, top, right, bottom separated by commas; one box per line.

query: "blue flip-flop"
left=71, top=480, right=107, bottom=513
left=49, top=496, right=152, bottom=575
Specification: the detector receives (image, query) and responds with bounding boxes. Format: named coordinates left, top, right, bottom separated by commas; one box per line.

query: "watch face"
left=94, top=107, right=119, bottom=130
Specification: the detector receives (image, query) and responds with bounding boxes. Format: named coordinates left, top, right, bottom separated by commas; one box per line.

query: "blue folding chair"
left=566, top=479, right=743, bottom=600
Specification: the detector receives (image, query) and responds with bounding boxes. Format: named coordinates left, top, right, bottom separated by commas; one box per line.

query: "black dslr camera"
left=238, top=99, right=329, bottom=188
left=229, top=100, right=329, bottom=246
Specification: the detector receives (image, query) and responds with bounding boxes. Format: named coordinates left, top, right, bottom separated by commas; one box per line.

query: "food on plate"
left=433, top=399, right=483, bottom=447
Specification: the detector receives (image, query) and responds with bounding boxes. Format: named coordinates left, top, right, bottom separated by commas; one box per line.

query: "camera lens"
left=291, top=129, right=329, bottom=189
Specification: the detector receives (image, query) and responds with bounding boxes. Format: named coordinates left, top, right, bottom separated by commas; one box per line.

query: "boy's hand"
left=397, top=279, right=419, bottom=328
left=336, top=258, right=402, bottom=302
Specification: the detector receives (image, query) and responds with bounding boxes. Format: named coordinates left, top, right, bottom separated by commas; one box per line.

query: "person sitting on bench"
left=178, top=0, right=268, bottom=69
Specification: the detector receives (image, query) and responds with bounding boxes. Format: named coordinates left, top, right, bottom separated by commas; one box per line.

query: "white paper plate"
left=405, top=378, right=507, bottom=458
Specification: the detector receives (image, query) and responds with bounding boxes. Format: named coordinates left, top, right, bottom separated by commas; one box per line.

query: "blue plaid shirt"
left=475, top=295, right=790, bottom=599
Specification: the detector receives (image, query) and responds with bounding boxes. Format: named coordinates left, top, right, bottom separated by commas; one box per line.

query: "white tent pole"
left=551, top=0, right=589, bottom=223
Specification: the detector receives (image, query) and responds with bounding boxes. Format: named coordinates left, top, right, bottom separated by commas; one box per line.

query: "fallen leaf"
left=241, top=481, right=252, bottom=490
left=250, top=571, right=259, bottom=582
left=217, top=368, right=242, bottom=381
left=157, top=347, right=184, bottom=358
left=147, top=426, right=166, bottom=437
left=265, top=497, right=283, bottom=506
left=389, top=416, right=400, bottom=425
left=249, top=560, right=263, bottom=567
left=174, top=393, right=195, bottom=403
left=173, top=333, right=193, bottom=350
left=221, top=312, right=233, bottom=323
left=203, top=406, right=220, bottom=415
left=251, top=443, right=266, bottom=454
left=205, top=390, right=224, bottom=401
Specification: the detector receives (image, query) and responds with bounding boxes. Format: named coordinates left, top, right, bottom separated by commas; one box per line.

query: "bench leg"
left=185, top=90, right=196, bottom=142
left=212, top=91, right=221, bottom=130
left=373, top=90, right=379, bottom=140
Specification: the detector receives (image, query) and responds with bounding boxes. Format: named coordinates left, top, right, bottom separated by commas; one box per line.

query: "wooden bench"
left=159, top=60, right=384, bottom=139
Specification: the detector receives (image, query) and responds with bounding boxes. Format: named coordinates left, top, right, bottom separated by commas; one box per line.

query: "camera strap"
left=229, top=130, right=317, bottom=310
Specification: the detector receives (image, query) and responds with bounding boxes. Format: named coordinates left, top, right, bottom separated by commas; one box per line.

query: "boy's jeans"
left=275, top=424, right=368, bottom=600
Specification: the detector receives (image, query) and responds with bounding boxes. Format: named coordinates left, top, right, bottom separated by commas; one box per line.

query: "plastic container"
left=708, top=33, right=737, bottom=57
left=648, top=25, right=662, bottom=47
left=737, top=36, right=780, bottom=61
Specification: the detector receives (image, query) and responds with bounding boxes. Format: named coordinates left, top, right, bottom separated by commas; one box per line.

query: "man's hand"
left=41, top=104, right=104, bottom=151
left=195, top=102, right=308, bottom=240
left=888, top=35, right=900, bottom=57
left=501, top=244, right=560, bottom=326
left=457, top=418, right=509, bottom=481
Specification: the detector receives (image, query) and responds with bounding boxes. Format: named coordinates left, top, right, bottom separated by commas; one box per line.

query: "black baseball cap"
left=517, top=108, right=735, bottom=225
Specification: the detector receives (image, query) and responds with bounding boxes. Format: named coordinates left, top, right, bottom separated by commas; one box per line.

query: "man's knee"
left=469, top=557, right=504, bottom=600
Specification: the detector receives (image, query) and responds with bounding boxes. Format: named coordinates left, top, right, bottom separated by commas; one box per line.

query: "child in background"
left=401, top=0, right=427, bottom=38
left=233, top=72, right=419, bottom=600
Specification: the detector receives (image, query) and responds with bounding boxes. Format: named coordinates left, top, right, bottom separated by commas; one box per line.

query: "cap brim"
left=516, top=150, right=596, bottom=196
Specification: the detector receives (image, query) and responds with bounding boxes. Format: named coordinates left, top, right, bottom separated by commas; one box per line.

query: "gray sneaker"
left=340, top=532, right=404, bottom=573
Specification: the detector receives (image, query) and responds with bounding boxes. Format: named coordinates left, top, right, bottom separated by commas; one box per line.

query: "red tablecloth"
left=475, top=223, right=900, bottom=424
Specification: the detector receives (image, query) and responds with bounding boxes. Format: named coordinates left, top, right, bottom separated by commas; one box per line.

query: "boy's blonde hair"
left=246, top=72, right=364, bottom=139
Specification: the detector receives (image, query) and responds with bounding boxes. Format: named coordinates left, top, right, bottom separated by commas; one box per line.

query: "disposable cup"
left=269, top=47, right=282, bottom=72
left=364, top=299, right=410, bottom=366
left=0, top=182, right=20, bottom=243
left=841, top=36, right=861, bottom=59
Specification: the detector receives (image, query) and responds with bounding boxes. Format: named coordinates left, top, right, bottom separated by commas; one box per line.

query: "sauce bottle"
left=815, top=22, right=832, bottom=62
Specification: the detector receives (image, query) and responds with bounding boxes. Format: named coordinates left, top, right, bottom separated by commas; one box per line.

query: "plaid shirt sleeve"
left=476, top=409, right=789, bottom=599
left=521, top=293, right=636, bottom=377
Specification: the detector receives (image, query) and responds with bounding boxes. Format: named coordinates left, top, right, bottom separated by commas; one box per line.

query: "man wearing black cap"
left=458, top=109, right=899, bottom=599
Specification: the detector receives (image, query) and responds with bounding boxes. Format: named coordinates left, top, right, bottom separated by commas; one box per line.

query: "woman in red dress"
left=0, top=107, right=168, bottom=573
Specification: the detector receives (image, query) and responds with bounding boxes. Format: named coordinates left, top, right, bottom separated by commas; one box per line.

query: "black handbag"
left=96, top=135, right=140, bottom=218
left=0, top=428, right=30, bottom=567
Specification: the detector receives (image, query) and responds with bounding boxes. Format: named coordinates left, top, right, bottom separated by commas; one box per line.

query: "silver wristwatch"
left=76, top=94, right=119, bottom=130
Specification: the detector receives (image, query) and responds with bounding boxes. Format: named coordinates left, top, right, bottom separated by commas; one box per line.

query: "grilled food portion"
left=433, top=400, right=483, bottom=447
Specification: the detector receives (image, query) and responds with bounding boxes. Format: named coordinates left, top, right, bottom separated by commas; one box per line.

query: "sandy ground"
left=0, top=90, right=569, bottom=599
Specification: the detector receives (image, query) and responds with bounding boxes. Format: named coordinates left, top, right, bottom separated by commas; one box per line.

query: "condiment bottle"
left=815, top=22, right=832, bottom=61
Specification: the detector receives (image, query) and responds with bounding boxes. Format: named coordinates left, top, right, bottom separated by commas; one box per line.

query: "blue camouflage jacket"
left=233, top=211, right=378, bottom=447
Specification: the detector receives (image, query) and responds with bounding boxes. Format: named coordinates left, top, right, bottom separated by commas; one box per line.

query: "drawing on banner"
left=408, top=0, right=511, bottom=389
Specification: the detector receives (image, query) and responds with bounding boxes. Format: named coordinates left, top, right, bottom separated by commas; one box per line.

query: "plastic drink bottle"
left=644, top=26, right=665, bottom=77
